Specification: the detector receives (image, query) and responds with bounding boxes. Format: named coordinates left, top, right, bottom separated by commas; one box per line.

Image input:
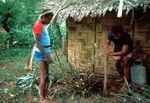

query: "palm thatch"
left=44, top=0, right=150, bottom=21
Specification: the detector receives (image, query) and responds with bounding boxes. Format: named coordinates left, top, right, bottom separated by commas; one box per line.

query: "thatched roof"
left=44, top=0, right=150, bottom=21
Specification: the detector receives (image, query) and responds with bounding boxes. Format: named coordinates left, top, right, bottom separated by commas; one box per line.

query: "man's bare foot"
left=40, top=99, right=50, bottom=103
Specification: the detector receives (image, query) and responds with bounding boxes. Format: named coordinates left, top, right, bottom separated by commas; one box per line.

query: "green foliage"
left=59, top=20, right=67, bottom=38
left=0, top=48, right=29, bottom=62
left=12, top=27, right=34, bottom=46
left=16, top=71, right=40, bottom=95
left=0, top=0, right=44, bottom=49
left=49, top=20, right=67, bottom=49
left=0, top=0, right=68, bottom=49
left=0, top=48, right=31, bottom=102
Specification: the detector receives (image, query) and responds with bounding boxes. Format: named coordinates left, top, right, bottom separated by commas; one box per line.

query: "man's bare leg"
left=39, top=61, right=49, bottom=103
left=115, top=59, right=124, bottom=77
left=124, top=57, right=131, bottom=82
left=45, top=66, right=50, bottom=97
left=115, top=59, right=124, bottom=82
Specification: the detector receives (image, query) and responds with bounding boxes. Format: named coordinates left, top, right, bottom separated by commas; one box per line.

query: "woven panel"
left=68, top=17, right=95, bottom=72
left=66, top=11, right=150, bottom=75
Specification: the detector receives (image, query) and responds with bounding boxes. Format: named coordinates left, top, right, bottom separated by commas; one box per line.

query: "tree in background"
left=0, top=0, right=45, bottom=48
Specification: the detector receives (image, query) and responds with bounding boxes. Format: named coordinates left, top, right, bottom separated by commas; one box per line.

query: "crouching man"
left=105, top=24, right=133, bottom=82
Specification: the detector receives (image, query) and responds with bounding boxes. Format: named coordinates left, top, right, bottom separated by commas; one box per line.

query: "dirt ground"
left=1, top=62, right=150, bottom=103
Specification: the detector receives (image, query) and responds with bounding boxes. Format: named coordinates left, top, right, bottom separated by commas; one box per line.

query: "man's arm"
left=25, top=45, right=35, bottom=71
left=111, top=44, right=128, bottom=56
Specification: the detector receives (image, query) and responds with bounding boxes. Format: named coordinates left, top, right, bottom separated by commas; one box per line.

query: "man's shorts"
left=33, top=46, right=51, bottom=62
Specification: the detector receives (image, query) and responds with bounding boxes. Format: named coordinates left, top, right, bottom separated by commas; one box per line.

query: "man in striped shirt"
left=33, top=10, right=53, bottom=103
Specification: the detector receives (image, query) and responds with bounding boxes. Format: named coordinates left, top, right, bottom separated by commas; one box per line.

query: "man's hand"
left=25, top=47, right=34, bottom=71
left=45, top=55, right=53, bottom=64
left=25, top=63, right=32, bottom=71
left=25, top=57, right=32, bottom=71
left=110, top=52, right=115, bottom=56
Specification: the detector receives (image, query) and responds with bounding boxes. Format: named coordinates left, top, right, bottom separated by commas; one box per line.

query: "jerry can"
left=131, top=59, right=146, bottom=85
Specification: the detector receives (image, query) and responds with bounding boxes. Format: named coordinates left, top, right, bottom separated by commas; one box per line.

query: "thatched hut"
left=45, top=0, right=150, bottom=83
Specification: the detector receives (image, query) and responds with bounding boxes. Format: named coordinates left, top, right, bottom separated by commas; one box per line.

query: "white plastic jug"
left=131, top=59, right=146, bottom=85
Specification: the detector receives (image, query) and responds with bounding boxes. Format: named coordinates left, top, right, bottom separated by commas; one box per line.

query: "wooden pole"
left=117, top=0, right=124, bottom=18
left=103, top=54, right=108, bottom=93
left=124, top=76, right=132, bottom=93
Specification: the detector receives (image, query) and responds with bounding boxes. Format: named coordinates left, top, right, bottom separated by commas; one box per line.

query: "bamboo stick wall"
left=67, top=16, right=119, bottom=75
left=67, top=17, right=95, bottom=72
left=65, top=10, right=150, bottom=78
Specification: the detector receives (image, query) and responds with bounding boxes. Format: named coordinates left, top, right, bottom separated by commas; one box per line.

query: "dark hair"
left=111, top=24, right=124, bottom=34
left=41, top=9, right=53, bottom=18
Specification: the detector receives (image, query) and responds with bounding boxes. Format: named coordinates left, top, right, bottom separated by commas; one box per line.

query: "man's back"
left=108, top=32, right=133, bottom=55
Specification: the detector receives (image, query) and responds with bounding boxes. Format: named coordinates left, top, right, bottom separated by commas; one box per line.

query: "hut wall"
left=66, top=10, right=150, bottom=78
left=67, top=17, right=95, bottom=72
left=67, top=14, right=121, bottom=75
left=133, top=8, right=150, bottom=84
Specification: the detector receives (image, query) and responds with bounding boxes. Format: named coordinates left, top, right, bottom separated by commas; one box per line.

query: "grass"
left=0, top=48, right=28, bottom=80
left=0, top=47, right=150, bottom=103
left=0, top=48, right=31, bottom=102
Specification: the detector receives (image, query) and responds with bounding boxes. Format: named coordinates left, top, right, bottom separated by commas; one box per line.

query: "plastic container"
left=131, top=59, right=146, bottom=85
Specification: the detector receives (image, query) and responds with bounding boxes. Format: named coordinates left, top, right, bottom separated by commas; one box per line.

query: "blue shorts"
left=34, top=47, right=51, bottom=62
